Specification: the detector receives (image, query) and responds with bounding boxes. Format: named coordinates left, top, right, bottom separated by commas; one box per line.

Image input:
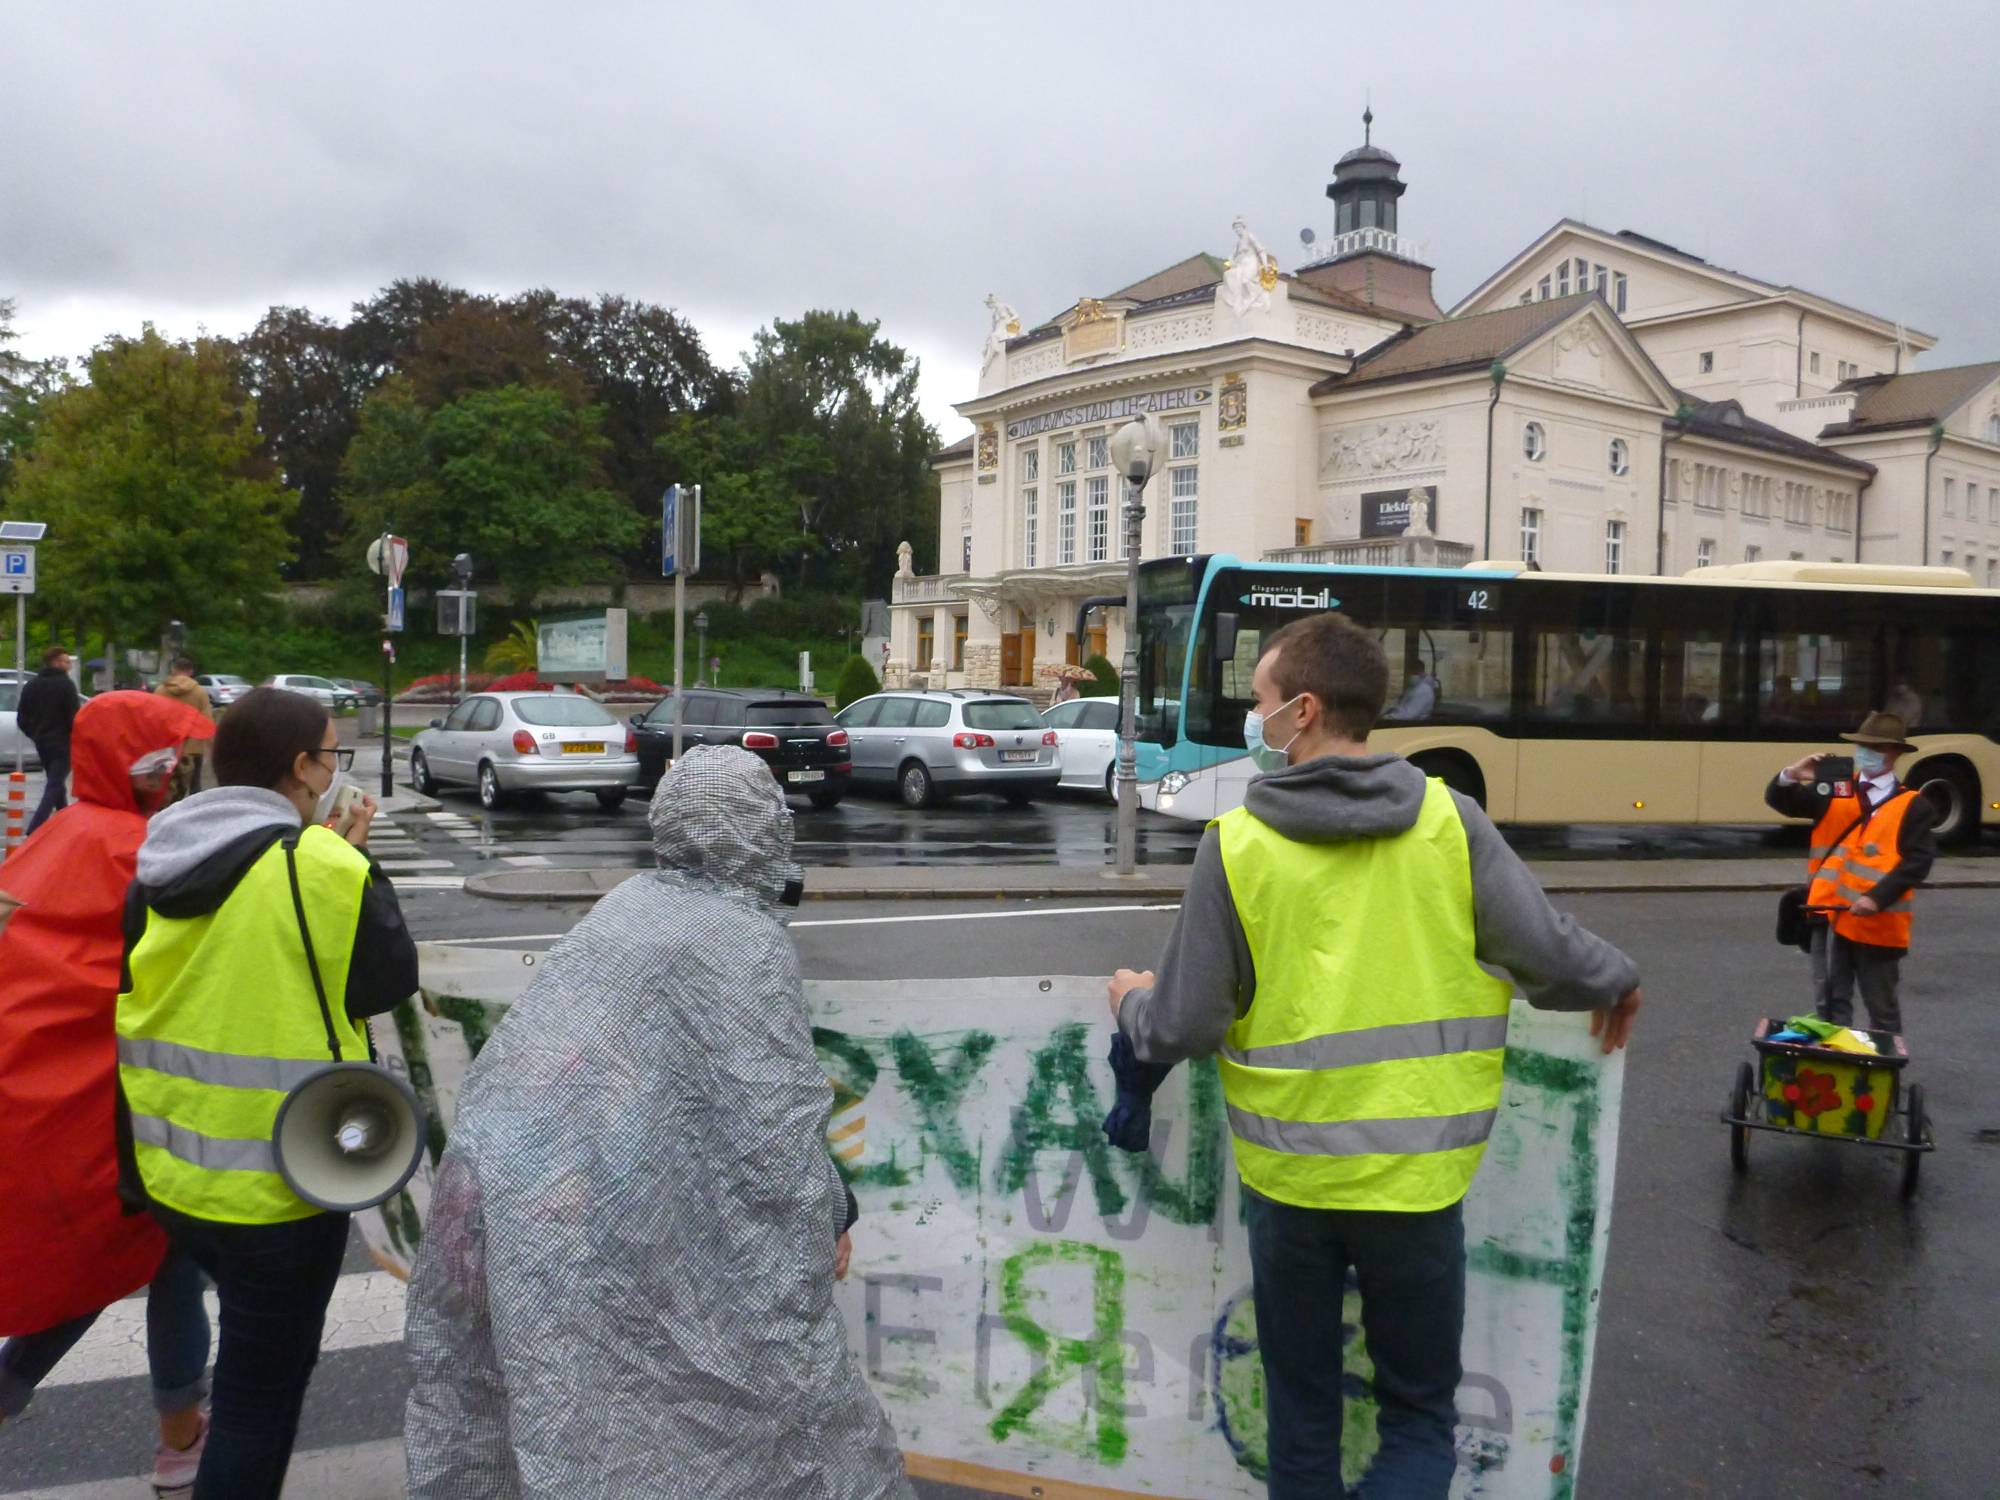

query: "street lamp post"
left=694, top=611, right=711, bottom=686
left=1107, top=416, right=1162, bottom=878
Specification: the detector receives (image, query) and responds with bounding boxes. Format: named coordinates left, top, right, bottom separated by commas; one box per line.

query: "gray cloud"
left=6, top=0, right=1996, bottom=433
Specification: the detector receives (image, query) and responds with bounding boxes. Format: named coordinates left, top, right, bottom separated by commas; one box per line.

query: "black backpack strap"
left=284, top=834, right=343, bottom=1062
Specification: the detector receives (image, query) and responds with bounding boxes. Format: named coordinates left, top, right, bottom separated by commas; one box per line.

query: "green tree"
left=8, top=329, right=297, bottom=641
left=834, top=654, right=880, bottom=710
left=654, top=411, right=823, bottom=594
left=0, top=298, right=67, bottom=501
left=343, top=382, right=644, bottom=608
left=736, top=311, right=938, bottom=591
left=236, top=304, right=370, bottom=578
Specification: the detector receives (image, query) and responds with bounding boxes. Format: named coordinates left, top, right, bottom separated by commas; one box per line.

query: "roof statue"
left=1219, top=216, right=1279, bottom=318
left=981, top=293, right=1022, bottom=371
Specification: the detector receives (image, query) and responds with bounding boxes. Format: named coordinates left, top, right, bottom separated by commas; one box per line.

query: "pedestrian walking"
left=0, top=692, right=218, bottom=1489
left=1105, top=612, right=1641, bottom=1499
left=17, top=644, right=81, bottom=833
left=115, top=686, right=418, bottom=1499
left=403, top=745, right=913, bottom=1500
left=1767, top=711, right=1936, bottom=1035
left=154, top=657, right=213, bottom=803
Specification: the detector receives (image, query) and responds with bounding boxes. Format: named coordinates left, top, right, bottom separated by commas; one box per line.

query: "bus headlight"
left=1159, top=771, right=1191, bottom=796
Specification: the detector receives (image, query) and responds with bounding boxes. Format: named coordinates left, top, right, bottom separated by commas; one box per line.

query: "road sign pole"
left=13, top=595, right=24, bottom=777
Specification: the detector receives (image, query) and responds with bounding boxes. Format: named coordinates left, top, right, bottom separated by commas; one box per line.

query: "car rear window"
left=0, top=685, right=17, bottom=711
left=963, top=700, right=1043, bottom=731
left=512, top=695, right=617, bottom=728
left=746, top=702, right=835, bottom=727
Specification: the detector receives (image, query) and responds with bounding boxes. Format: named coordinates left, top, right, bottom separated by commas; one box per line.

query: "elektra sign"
left=1006, top=386, right=1210, bottom=441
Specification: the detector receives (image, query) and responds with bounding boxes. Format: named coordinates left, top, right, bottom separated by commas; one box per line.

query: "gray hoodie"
left=1118, top=753, right=1640, bottom=1065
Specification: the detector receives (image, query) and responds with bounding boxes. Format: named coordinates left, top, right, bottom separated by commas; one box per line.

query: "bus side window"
left=1526, top=627, right=1644, bottom=725
left=1219, top=628, right=1261, bottom=701
left=1659, top=634, right=1738, bottom=727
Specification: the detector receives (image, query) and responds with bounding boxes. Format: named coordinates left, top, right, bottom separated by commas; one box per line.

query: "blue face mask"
left=1852, top=746, right=1888, bottom=776
left=1243, top=694, right=1304, bottom=773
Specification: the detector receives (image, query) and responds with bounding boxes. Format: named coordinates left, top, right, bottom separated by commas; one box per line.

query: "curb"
left=461, top=864, right=2000, bottom=905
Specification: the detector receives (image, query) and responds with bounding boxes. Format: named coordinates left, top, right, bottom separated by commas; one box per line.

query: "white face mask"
left=1243, top=694, right=1305, bottom=773
left=312, top=769, right=348, bottom=826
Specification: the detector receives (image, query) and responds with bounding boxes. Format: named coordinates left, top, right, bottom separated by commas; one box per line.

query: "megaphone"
left=272, top=1062, right=427, bottom=1213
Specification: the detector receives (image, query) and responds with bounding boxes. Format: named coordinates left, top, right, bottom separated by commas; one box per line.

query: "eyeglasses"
left=311, top=747, right=356, bottom=772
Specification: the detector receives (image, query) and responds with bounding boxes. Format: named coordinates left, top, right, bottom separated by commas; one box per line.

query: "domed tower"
left=1297, top=107, right=1443, bottom=322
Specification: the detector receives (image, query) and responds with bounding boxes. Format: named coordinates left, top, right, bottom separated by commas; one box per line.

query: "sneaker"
left=151, top=1411, right=208, bottom=1496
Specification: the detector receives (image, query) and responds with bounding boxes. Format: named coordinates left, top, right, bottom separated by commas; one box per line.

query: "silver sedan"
left=0, top=680, right=42, bottom=769
left=408, top=691, right=640, bottom=811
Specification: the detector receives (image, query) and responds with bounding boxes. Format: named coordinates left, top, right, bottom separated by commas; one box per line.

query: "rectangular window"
left=1021, top=446, right=1039, bottom=483
left=1538, top=276, right=1552, bottom=300
left=1022, top=487, right=1038, bottom=567
left=962, top=532, right=972, bottom=571
left=1574, top=257, right=1589, bottom=292
left=916, top=617, right=935, bottom=672
left=1605, top=520, right=1625, bottom=575
left=1058, top=480, right=1077, bottom=564
left=953, top=616, right=968, bottom=671
left=1057, top=440, right=1077, bottom=476
left=1527, top=623, right=1644, bottom=726
left=1990, top=488, right=1999, bottom=524
left=1989, top=560, right=1997, bottom=587
left=1557, top=262, right=1570, bottom=297
left=1827, top=492, right=1853, bottom=532
left=1087, top=432, right=1110, bottom=471
left=1944, top=478, right=1956, bottom=515
left=1697, top=538, right=1715, bottom=568
left=1745, top=544, right=1762, bottom=562
left=1664, top=459, right=1679, bottom=503
left=1519, top=290, right=1534, bottom=305
left=1613, top=273, right=1628, bottom=313
left=1295, top=518, right=1313, bottom=547
left=1594, top=263, right=1608, bottom=292
left=1170, top=421, right=1199, bottom=460
left=1942, top=548, right=1954, bottom=567
left=1809, top=351, right=1821, bottom=375
left=1171, top=466, right=1199, bottom=553
left=1743, top=476, right=1770, bottom=519
left=1520, top=506, right=1542, bottom=564
left=1698, top=351, right=1715, bottom=374
left=1086, top=474, right=1110, bottom=562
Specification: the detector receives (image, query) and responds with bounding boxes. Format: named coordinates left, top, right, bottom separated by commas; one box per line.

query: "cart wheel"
left=1900, top=1083, right=1925, bottom=1199
left=1730, top=1061, right=1753, bottom=1172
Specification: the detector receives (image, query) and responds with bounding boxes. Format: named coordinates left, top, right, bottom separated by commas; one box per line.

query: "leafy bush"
left=834, top=655, right=881, bottom=710
left=1081, top=653, right=1119, bottom=697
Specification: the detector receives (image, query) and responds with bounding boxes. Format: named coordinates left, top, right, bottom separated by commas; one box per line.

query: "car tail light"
left=826, top=729, right=849, bottom=748
left=1043, top=730, right=1060, bottom=746
left=742, top=731, right=779, bottom=750
left=624, top=728, right=637, bottom=753
left=952, top=732, right=995, bottom=749
left=511, top=730, right=537, bottom=755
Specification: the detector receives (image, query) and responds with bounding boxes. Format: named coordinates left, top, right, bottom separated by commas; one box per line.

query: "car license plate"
left=560, top=742, right=604, bottom=755
left=788, top=770, right=826, bottom=783
left=1001, top=750, right=1037, bottom=764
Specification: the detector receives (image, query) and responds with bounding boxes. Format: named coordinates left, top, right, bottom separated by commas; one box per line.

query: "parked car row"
left=403, top=684, right=1129, bottom=814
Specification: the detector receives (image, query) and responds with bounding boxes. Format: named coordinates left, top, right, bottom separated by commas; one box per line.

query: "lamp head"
left=1109, top=415, right=1164, bottom=485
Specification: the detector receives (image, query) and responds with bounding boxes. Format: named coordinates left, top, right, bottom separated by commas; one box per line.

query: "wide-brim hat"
left=1840, top=711, right=1918, bottom=754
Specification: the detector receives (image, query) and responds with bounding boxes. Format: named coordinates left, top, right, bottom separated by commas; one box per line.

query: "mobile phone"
left=1814, top=756, right=1854, bottom=793
left=328, top=782, right=367, bottom=836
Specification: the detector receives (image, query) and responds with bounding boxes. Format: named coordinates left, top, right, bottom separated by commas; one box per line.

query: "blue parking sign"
left=661, top=484, right=680, bottom=578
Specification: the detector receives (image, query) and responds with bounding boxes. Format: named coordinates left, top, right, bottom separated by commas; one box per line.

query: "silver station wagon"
left=409, top=690, right=640, bottom=811
left=835, top=691, right=1062, bottom=808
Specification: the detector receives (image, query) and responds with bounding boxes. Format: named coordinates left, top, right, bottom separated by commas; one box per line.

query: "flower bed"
left=394, top=671, right=667, bottom=705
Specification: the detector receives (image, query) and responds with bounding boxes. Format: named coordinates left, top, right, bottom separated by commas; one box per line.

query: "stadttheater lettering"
left=1005, top=386, right=1211, bottom=441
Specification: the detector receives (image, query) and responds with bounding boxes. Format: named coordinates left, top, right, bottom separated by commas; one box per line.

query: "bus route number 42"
left=1465, top=587, right=1495, bottom=611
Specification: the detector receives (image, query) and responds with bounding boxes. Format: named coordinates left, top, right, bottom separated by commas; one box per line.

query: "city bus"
left=1133, top=556, right=2000, bottom=843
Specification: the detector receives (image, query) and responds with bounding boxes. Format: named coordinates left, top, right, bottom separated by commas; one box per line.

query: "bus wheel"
left=1911, top=760, right=1978, bottom=846
left=1409, top=753, right=1486, bottom=810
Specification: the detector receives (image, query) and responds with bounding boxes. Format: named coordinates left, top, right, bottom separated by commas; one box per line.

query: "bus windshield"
left=1135, top=558, right=1203, bottom=745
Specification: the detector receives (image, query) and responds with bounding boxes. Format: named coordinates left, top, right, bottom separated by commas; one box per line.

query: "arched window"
left=1523, top=422, right=1546, bottom=462
left=1987, top=412, right=2000, bottom=444
left=1608, top=438, right=1630, bottom=477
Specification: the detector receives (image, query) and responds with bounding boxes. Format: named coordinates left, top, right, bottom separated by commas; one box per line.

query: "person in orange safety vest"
left=1766, top=711, right=1938, bottom=1035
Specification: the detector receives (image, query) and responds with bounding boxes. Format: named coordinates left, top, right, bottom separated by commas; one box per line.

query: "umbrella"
left=1037, top=662, right=1097, bottom=682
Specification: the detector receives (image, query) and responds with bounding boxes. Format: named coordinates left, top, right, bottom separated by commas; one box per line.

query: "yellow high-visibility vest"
left=117, top=826, right=371, bottom=1224
left=1215, top=777, right=1512, bottom=1213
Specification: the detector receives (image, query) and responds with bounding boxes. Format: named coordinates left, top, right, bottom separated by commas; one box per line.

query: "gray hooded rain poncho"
left=403, top=746, right=914, bottom=1499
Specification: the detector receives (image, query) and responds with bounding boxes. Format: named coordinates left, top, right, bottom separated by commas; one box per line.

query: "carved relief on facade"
left=1126, top=312, right=1214, bottom=350
left=976, top=424, right=999, bottom=472
left=1319, top=419, right=1444, bottom=481
left=1009, top=343, right=1062, bottom=382
left=1294, top=313, right=1369, bottom=353
left=1218, top=373, right=1248, bottom=433
left=1552, top=320, right=1607, bottom=388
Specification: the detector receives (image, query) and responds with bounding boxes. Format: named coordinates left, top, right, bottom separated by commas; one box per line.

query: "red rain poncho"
left=0, top=690, right=216, bottom=1333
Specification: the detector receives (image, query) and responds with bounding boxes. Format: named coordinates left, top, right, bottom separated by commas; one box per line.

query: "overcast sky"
left=7, top=1, right=1996, bottom=436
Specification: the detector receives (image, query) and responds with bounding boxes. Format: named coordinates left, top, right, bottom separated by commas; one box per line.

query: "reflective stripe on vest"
left=117, top=827, right=371, bottom=1224
left=1214, top=778, right=1514, bottom=1213
left=1806, top=789, right=1916, bottom=948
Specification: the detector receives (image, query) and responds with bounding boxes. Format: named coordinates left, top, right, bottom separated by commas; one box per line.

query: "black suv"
left=632, top=688, right=853, bottom=807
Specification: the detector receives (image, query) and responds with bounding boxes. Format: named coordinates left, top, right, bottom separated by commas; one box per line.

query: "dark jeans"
left=0, top=1247, right=210, bottom=1417
left=1245, top=1187, right=1465, bottom=1500
left=1810, top=924, right=1904, bottom=1034
left=26, top=742, right=67, bottom=833
left=150, top=1204, right=349, bottom=1500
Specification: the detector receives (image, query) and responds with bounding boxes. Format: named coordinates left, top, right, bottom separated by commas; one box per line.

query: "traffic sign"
left=662, top=485, right=680, bottom=578
left=1, top=546, right=35, bottom=596
left=367, top=535, right=409, bottom=586
left=662, top=484, right=702, bottom=578
left=387, top=586, right=406, bottom=632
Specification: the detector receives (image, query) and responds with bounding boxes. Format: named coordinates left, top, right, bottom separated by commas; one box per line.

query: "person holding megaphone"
left=115, top=686, right=419, bottom=1499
